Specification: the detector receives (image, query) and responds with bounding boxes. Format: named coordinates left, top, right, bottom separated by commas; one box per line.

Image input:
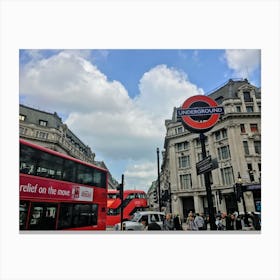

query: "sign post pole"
left=118, top=174, right=124, bottom=230
left=177, top=95, right=224, bottom=230
left=200, top=133, right=216, bottom=230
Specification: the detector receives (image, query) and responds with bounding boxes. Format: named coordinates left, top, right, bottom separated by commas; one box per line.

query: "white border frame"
left=1, top=1, right=279, bottom=279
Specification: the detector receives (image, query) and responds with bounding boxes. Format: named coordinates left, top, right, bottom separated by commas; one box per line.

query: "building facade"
left=19, top=104, right=118, bottom=189
left=161, top=79, right=261, bottom=220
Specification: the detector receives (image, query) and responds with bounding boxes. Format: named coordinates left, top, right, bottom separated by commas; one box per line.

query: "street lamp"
left=236, top=172, right=247, bottom=215
left=156, top=148, right=161, bottom=212
left=168, top=183, right=172, bottom=214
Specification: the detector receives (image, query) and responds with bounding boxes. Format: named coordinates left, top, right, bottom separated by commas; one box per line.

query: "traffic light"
left=153, top=190, right=158, bottom=203
left=235, top=183, right=242, bottom=202
left=117, top=183, right=123, bottom=199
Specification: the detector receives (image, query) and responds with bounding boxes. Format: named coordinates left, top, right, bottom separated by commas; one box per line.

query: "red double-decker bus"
left=106, top=189, right=148, bottom=226
left=20, top=139, right=108, bottom=230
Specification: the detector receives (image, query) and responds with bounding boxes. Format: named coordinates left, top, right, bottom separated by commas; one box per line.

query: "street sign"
left=177, top=95, right=224, bottom=133
left=196, top=156, right=218, bottom=175
left=176, top=95, right=223, bottom=230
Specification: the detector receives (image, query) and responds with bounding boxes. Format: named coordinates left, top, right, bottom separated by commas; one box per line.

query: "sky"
left=19, top=49, right=261, bottom=191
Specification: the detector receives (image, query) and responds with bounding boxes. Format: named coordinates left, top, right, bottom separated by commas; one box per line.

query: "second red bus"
left=106, top=189, right=148, bottom=226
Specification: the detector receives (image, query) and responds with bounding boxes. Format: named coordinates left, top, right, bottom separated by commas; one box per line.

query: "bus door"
left=28, top=202, right=58, bottom=230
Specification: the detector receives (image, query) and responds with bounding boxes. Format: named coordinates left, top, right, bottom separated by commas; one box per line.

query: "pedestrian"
left=173, top=213, right=183, bottom=230
left=194, top=213, right=205, bottom=230
left=251, top=212, right=261, bottom=230
left=246, top=214, right=255, bottom=230
left=235, top=215, right=242, bottom=230
left=186, top=211, right=193, bottom=230
left=225, top=213, right=233, bottom=230
left=187, top=215, right=198, bottom=230
left=221, top=213, right=227, bottom=230
left=215, top=216, right=224, bottom=230
left=140, top=215, right=149, bottom=230
left=163, top=213, right=174, bottom=230
left=204, top=215, right=210, bottom=230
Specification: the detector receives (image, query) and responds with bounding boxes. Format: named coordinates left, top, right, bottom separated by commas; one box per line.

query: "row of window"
left=175, top=129, right=228, bottom=150
left=178, top=145, right=231, bottom=169
left=177, top=141, right=260, bottom=171
left=215, top=91, right=257, bottom=104
left=236, top=105, right=261, bottom=113
left=20, top=201, right=98, bottom=230
left=179, top=162, right=261, bottom=190
left=20, top=126, right=49, bottom=139
left=20, top=114, right=48, bottom=126
left=176, top=124, right=259, bottom=151
left=20, top=143, right=107, bottom=188
left=240, top=123, right=259, bottom=133
left=174, top=105, right=260, bottom=136
left=176, top=131, right=260, bottom=161
left=243, top=140, right=261, bottom=155
left=20, top=126, right=89, bottom=156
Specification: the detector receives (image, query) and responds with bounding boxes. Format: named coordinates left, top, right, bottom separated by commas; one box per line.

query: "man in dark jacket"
left=173, top=214, right=183, bottom=230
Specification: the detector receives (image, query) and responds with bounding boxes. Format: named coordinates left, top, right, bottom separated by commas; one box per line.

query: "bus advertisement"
left=19, top=139, right=108, bottom=230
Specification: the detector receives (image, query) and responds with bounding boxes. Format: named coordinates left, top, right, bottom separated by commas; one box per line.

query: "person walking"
left=163, top=213, right=174, bottom=230
left=215, top=216, right=224, bottom=230
left=235, top=215, right=243, bottom=230
left=220, top=213, right=227, bottom=230
left=186, top=211, right=193, bottom=230
left=187, top=215, right=198, bottom=231
left=194, top=213, right=205, bottom=230
left=251, top=212, right=261, bottom=230
left=173, top=214, right=183, bottom=230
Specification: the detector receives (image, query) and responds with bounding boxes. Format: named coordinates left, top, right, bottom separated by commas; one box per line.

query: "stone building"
left=161, top=79, right=261, bottom=220
left=19, top=104, right=118, bottom=189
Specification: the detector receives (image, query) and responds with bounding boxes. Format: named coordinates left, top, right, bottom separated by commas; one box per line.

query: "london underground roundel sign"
left=177, top=95, right=224, bottom=133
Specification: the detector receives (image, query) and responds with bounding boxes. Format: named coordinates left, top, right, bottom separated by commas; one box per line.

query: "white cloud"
left=20, top=52, right=130, bottom=113
left=124, top=161, right=157, bottom=190
left=19, top=51, right=203, bottom=190
left=136, top=64, right=204, bottom=121
left=224, top=49, right=261, bottom=79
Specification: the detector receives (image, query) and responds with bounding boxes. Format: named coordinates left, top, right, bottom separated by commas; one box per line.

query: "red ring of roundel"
left=181, top=95, right=219, bottom=130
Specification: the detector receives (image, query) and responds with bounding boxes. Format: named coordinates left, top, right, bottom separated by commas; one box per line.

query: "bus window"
left=93, top=169, right=106, bottom=188
left=91, top=204, right=98, bottom=225
left=77, top=164, right=94, bottom=185
left=127, top=194, right=135, bottom=200
left=29, top=203, right=57, bottom=230
left=108, top=193, right=118, bottom=199
left=58, top=203, right=73, bottom=229
left=20, top=144, right=37, bottom=175
left=36, top=151, right=64, bottom=179
left=20, top=201, right=29, bottom=230
left=62, top=160, right=76, bottom=183
left=72, top=204, right=98, bottom=228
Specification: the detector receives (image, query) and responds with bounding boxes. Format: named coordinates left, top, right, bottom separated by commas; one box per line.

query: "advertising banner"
left=20, top=175, right=93, bottom=202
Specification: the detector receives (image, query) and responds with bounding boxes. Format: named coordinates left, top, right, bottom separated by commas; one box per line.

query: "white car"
left=114, top=211, right=165, bottom=231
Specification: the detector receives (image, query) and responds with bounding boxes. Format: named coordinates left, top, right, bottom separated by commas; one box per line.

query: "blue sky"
left=19, top=49, right=261, bottom=191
